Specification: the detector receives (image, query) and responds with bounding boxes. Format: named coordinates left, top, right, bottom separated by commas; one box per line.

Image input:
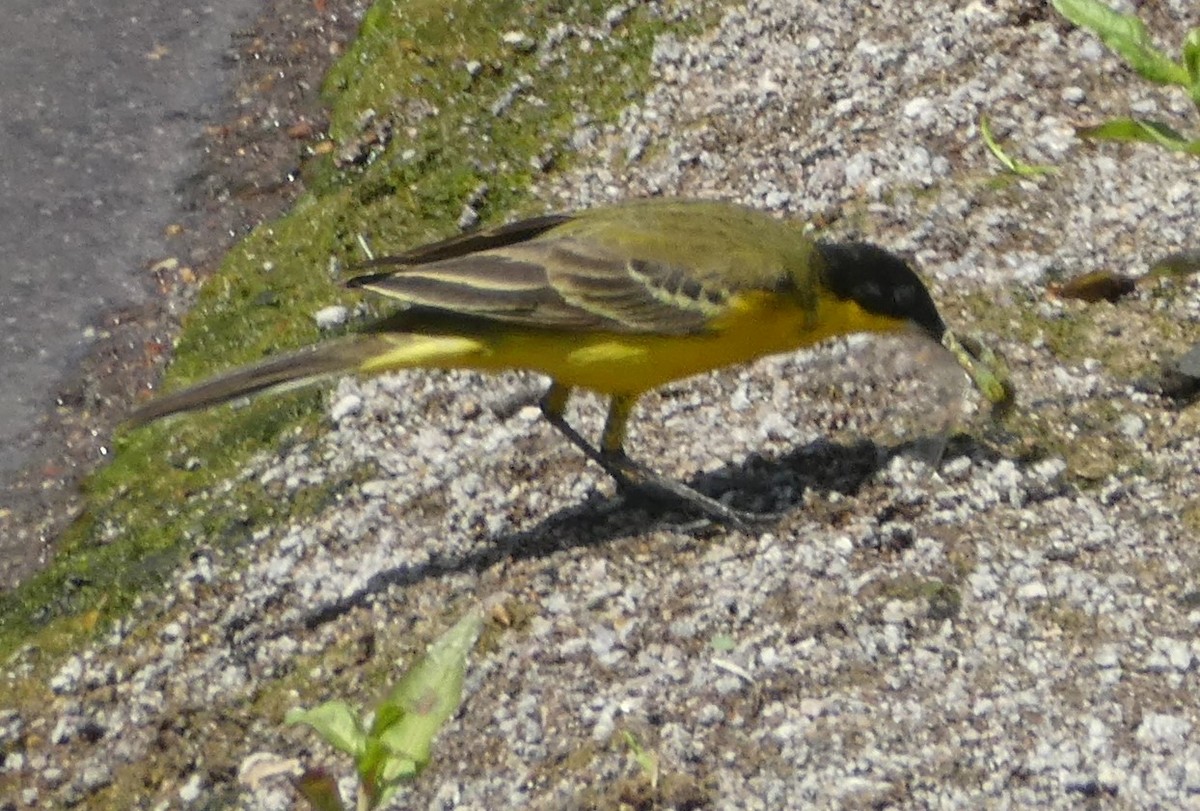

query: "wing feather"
left=346, top=200, right=818, bottom=336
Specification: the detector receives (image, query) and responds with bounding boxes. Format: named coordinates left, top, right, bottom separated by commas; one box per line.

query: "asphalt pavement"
left=0, top=0, right=263, bottom=475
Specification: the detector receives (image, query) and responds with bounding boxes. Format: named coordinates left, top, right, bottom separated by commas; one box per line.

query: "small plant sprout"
left=621, top=730, right=660, bottom=790
left=979, top=115, right=1058, bottom=177
left=286, top=609, right=485, bottom=810
left=1053, top=0, right=1200, bottom=154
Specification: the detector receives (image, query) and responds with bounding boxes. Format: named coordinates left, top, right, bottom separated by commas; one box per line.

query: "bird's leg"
left=540, top=385, right=669, bottom=489
left=539, top=382, right=611, bottom=470
left=539, top=384, right=774, bottom=530
left=602, top=395, right=778, bottom=530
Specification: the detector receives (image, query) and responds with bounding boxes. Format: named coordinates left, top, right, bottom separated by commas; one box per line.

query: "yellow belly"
left=360, top=292, right=908, bottom=396
left=476, top=292, right=905, bottom=394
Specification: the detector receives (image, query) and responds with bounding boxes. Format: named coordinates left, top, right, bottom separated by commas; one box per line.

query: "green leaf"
left=942, top=331, right=1015, bottom=418
left=367, top=701, right=406, bottom=739
left=373, top=610, right=484, bottom=772
left=1077, top=117, right=1200, bottom=153
left=356, top=737, right=389, bottom=799
left=287, top=701, right=367, bottom=759
left=1184, top=28, right=1200, bottom=108
left=293, top=769, right=347, bottom=811
left=376, top=774, right=414, bottom=809
left=1051, top=0, right=1189, bottom=87
left=710, top=633, right=736, bottom=652
left=979, top=115, right=1057, bottom=177
left=621, top=731, right=660, bottom=789
left=379, top=755, right=421, bottom=785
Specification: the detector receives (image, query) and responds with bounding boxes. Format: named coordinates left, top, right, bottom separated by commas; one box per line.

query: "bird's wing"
left=352, top=213, right=574, bottom=268
left=347, top=214, right=766, bottom=336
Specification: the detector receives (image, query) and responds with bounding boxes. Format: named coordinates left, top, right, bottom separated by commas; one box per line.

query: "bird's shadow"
left=293, top=431, right=998, bottom=631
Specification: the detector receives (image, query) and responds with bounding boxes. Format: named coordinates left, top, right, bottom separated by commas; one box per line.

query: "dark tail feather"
left=125, top=337, right=383, bottom=427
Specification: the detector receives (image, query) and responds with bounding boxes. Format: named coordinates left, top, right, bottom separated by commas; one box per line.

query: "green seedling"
left=980, top=115, right=1058, bottom=176
left=1053, top=0, right=1200, bottom=154
left=287, top=610, right=484, bottom=810
left=709, top=633, right=736, bottom=653
left=620, top=730, right=661, bottom=790
left=1075, top=118, right=1200, bottom=155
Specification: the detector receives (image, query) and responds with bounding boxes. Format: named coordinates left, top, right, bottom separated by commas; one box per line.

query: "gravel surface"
left=5, top=0, right=1200, bottom=808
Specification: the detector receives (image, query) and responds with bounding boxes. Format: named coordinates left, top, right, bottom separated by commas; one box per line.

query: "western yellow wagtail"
left=129, top=198, right=1009, bottom=526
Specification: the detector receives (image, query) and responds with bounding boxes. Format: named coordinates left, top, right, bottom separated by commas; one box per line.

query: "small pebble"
left=313, top=305, right=349, bottom=330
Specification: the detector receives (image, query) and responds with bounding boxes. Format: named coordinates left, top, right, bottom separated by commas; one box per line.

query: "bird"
left=127, top=197, right=1005, bottom=527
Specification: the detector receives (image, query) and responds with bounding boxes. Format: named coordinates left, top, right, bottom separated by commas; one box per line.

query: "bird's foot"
left=603, top=453, right=779, bottom=532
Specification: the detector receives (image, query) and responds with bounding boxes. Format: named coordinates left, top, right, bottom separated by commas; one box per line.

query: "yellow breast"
left=471, top=291, right=909, bottom=395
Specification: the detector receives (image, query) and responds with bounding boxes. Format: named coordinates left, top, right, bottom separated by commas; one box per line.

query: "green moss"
left=871, top=575, right=962, bottom=621
left=1031, top=602, right=1100, bottom=641
left=949, top=282, right=1176, bottom=486
left=0, top=0, right=718, bottom=659
left=959, top=275, right=1194, bottom=384
left=576, top=771, right=714, bottom=810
